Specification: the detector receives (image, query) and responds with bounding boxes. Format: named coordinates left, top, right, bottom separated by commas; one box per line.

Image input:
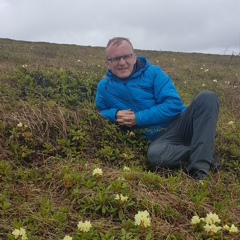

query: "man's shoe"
left=189, top=169, right=208, bottom=180
left=210, top=157, right=222, bottom=173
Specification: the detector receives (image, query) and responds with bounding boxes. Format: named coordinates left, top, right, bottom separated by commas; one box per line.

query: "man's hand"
left=116, top=110, right=137, bottom=127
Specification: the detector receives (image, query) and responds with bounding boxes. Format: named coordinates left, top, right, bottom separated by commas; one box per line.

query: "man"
left=95, top=37, right=220, bottom=180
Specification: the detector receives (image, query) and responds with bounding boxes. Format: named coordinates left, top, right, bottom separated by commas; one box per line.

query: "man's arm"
left=135, top=67, right=185, bottom=127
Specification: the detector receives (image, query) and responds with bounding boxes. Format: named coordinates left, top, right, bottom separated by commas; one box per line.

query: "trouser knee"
left=147, top=144, right=167, bottom=168
left=198, top=91, right=219, bottom=105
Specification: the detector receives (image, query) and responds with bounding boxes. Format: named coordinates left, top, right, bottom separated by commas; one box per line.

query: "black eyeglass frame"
left=106, top=53, right=134, bottom=63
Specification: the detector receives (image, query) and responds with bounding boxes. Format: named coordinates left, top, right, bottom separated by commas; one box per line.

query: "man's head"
left=105, top=37, right=137, bottom=79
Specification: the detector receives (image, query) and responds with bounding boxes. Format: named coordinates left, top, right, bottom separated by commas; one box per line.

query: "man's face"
left=105, top=41, right=137, bottom=79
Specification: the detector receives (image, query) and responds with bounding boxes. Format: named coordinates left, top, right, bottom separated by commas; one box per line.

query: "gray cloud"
left=0, top=0, right=239, bottom=55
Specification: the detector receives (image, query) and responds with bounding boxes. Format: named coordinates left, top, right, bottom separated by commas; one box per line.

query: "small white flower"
left=204, top=69, right=209, bottom=72
left=213, top=79, right=217, bottom=83
left=202, top=83, right=206, bottom=87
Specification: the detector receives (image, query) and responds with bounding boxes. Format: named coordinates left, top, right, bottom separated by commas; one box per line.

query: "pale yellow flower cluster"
left=17, top=122, right=23, bottom=128
left=77, top=220, right=92, bottom=232
left=227, top=121, right=234, bottom=125
left=63, top=235, right=72, bottom=240
left=203, top=223, right=222, bottom=234
left=123, top=166, right=130, bottom=171
left=127, top=130, right=135, bottom=137
left=134, top=210, right=151, bottom=228
left=205, top=212, right=221, bottom=225
left=191, top=215, right=203, bottom=224
left=191, top=212, right=239, bottom=235
left=115, top=194, right=128, bottom=203
left=223, top=224, right=239, bottom=233
left=92, top=167, right=103, bottom=177
left=17, top=122, right=28, bottom=128
left=12, top=227, right=28, bottom=240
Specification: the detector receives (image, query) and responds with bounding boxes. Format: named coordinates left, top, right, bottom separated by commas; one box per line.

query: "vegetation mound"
left=0, top=38, right=239, bottom=239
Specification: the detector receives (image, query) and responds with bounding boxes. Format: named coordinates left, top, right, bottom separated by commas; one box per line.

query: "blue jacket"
left=96, top=56, right=186, bottom=140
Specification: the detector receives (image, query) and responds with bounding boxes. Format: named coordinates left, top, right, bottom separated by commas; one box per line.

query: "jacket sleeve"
left=135, top=67, right=184, bottom=127
left=95, top=81, right=119, bottom=123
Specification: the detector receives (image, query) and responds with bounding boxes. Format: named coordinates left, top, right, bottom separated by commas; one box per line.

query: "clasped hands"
left=116, top=110, right=137, bottom=127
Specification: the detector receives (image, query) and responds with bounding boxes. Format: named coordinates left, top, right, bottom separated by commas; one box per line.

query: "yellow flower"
left=134, top=210, right=151, bottom=228
left=229, top=224, right=239, bottom=233
left=92, top=168, right=103, bottom=177
left=115, top=194, right=128, bottom=202
left=123, top=166, right=130, bottom=171
left=204, top=223, right=222, bottom=233
left=17, top=122, right=23, bottom=128
left=223, top=224, right=230, bottom=230
left=77, top=220, right=92, bottom=232
left=127, top=130, right=135, bottom=137
left=204, top=212, right=221, bottom=224
left=12, top=227, right=28, bottom=240
left=63, top=235, right=72, bottom=240
left=191, top=215, right=202, bottom=224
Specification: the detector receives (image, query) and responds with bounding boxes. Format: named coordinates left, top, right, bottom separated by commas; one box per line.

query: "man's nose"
left=119, top=57, right=126, bottom=63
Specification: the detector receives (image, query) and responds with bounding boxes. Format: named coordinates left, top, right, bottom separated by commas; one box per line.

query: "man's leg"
left=147, top=119, right=191, bottom=169
left=147, top=91, right=219, bottom=179
left=175, top=91, right=219, bottom=178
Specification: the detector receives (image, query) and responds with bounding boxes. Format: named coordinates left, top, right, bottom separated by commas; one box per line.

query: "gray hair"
left=105, top=37, right=134, bottom=57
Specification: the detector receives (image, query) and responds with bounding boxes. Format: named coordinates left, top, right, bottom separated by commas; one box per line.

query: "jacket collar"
left=107, top=56, right=150, bottom=81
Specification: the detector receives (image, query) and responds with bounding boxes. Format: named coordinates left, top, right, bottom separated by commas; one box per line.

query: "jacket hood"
left=106, top=56, right=151, bottom=81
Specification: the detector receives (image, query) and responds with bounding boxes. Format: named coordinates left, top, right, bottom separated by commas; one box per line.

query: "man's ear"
left=105, top=60, right=110, bottom=69
left=133, top=54, right=137, bottom=64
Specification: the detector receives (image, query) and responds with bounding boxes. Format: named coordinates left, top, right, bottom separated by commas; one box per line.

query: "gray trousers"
left=147, top=91, right=220, bottom=174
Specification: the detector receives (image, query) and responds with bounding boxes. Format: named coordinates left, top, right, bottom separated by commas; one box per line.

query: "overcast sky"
left=1, top=0, right=240, bottom=55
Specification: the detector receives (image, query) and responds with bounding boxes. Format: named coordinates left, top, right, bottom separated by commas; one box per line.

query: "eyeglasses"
left=106, top=53, right=134, bottom=64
